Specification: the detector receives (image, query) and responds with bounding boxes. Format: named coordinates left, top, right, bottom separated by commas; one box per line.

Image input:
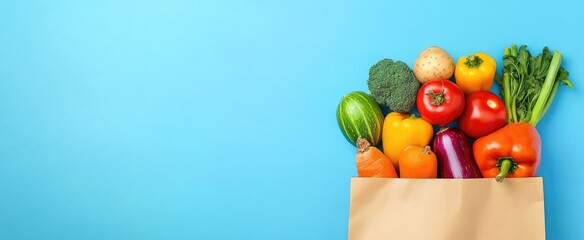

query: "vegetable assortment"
left=337, top=44, right=573, bottom=182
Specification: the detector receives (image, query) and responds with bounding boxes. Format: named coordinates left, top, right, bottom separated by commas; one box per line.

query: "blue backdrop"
left=1, top=0, right=582, bottom=239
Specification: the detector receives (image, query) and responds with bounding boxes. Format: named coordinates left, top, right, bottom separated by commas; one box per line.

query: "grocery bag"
left=348, top=177, right=545, bottom=240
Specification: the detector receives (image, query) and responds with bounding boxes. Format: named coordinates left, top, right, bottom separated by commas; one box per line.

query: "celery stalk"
left=529, top=50, right=563, bottom=126
left=536, top=80, right=560, bottom=124
left=503, top=73, right=512, bottom=124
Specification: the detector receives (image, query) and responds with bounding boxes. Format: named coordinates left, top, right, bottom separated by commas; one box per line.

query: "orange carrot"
left=356, top=138, right=398, bottom=178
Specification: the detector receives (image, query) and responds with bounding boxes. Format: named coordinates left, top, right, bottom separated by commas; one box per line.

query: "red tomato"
left=458, top=91, right=507, bottom=139
left=417, top=79, right=465, bottom=126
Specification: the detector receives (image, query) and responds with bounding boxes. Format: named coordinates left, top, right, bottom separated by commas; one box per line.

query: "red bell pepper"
left=473, top=122, right=541, bottom=182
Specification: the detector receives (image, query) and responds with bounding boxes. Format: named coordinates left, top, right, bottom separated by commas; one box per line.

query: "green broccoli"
left=367, top=59, right=420, bottom=113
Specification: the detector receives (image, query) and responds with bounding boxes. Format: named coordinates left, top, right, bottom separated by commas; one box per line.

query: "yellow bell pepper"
left=454, top=52, right=497, bottom=95
left=382, top=112, right=433, bottom=171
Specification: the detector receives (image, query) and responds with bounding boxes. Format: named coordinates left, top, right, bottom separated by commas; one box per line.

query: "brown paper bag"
left=348, top=177, right=545, bottom=240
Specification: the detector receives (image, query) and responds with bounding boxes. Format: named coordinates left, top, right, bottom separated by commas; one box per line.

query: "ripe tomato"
left=416, top=79, right=465, bottom=126
left=458, top=91, right=507, bottom=139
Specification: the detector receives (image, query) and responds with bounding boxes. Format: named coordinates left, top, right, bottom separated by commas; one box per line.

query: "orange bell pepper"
left=473, top=122, right=541, bottom=182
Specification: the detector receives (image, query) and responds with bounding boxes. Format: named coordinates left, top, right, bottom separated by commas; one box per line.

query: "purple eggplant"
left=433, top=127, right=482, bottom=178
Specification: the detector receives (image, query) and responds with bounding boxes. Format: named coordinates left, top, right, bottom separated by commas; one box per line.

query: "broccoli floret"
left=367, top=59, right=420, bottom=113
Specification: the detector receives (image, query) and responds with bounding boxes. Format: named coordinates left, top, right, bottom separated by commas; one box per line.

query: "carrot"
left=355, top=138, right=398, bottom=178
left=398, top=146, right=437, bottom=178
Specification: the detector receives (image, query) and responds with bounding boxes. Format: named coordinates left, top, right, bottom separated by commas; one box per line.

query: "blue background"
left=1, top=0, right=582, bottom=239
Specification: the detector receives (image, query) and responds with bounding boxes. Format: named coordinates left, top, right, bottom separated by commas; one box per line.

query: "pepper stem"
left=495, top=158, right=518, bottom=182
left=465, top=54, right=484, bottom=68
left=421, top=146, right=432, bottom=155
